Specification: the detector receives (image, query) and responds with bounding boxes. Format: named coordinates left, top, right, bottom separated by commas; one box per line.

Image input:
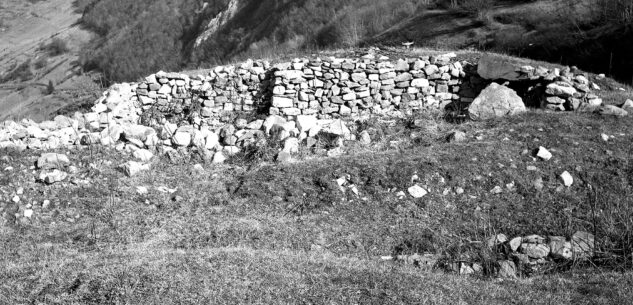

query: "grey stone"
left=498, top=260, right=517, bottom=278
left=468, top=83, right=526, bottom=120
left=37, top=153, right=70, bottom=170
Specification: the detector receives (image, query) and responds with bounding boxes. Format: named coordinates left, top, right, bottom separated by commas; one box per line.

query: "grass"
left=1, top=97, right=633, bottom=303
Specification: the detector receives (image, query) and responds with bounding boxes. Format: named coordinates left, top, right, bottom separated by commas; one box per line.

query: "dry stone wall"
left=0, top=53, right=625, bottom=160
left=130, top=53, right=473, bottom=128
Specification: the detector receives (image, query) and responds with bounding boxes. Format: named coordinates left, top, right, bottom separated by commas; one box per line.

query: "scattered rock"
left=571, top=231, right=594, bottom=259
left=277, top=151, right=292, bottom=163
left=509, top=237, right=522, bottom=252
left=133, top=149, right=154, bottom=162
left=599, top=105, right=628, bottom=117
left=488, top=234, right=508, bottom=248
left=520, top=243, right=550, bottom=259
left=36, top=153, right=70, bottom=170
left=120, top=161, right=150, bottom=177
left=212, top=151, right=226, bottom=164
left=497, top=260, right=517, bottom=278
left=359, top=131, right=371, bottom=145
left=536, top=146, right=552, bottom=161
left=446, top=130, right=466, bottom=142
left=136, top=186, right=149, bottom=195
left=549, top=237, right=573, bottom=260
left=408, top=185, right=428, bottom=198
left=39, top=169, right=68, bottom=184
left=559, top=171, right=573, bottom=187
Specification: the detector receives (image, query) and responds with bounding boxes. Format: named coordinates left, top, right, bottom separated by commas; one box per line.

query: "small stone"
left=509, top=237, right=522, bottom=252
left=460, top=263, right=474, bottom=275
left=37, top=153, right=70, bottom=169
left=277, top=151, right=292, bottom=163
left=120, top=161, right=150, bottom=177
left=359, top=131, right=371, bottom=145
left=520, top=243, right=550, bottom=259
left=42, top=200, right=51, bottom=209
left=408, top=185, right=428, bottom=198
left=133, top=149, right=154, bottom=162
left=498, top=260, right=517, bottom=278
left=601, top=133, right=609, bottom=142
left=12, top=195, right=20, bottom=203
left=455, top=187, right=464, bottom=194
left=572, top=231, right=594, bottom=259
left=490, top=186, right=503, bottom=194
left=523, top=234, right=546, bottom=243
left=549, top=237, right=573, bottom=260
left=193, top=164, right=204, bottom=173
left=16, top=187, right=24, bottom=195
left=533, top=177, right=544, bottom=191
left=446, top=130, right=466, bottom=142
left=212, top=151, right=226, bottom=164
left=599, top=105, right=628, bottom=117
left=136, top=186, right=149, bottom=195
left=560, top=171, right=573, bottom=187
left=39, top=170, right=68, bottom=184
left=527, top=165, right=538, bottom=171
left=536, top=146, right=552, bottom=161
left=487, top=234, right=508, bottom=248
left=24, top=209, right=33, bottom=218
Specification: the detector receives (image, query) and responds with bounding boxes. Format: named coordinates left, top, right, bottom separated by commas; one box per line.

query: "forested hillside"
left=74, top=0, right=633, bottom=84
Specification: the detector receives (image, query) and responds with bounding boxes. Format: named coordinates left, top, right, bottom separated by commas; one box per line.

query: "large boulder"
left=477, top=54, right=531, bottom=81
left=468, top=83, right=526, bottom=120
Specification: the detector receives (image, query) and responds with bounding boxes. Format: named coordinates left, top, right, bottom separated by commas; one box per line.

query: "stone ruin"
left=0, top=52, right=627, bottom=163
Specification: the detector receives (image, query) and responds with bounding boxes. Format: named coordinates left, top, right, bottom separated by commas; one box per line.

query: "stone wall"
left=121, top=53, right=476, bottom=128
left=0, top=53, right=621, bottom=158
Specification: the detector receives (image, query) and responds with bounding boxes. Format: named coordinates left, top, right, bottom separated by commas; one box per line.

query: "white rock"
left=39, top=169, right=68, bottom=184
left=24, top=209, right=33, bottom=218
left=212, top=151, right=226, bottom=163
left=205, top=132, right=220, bottom=150
left=133, top=149, right=154, bottom=162
left=560, top=171, right=573, bottom=187
left=172, top=131, right=192, bottom=147
left=536, top=146, right=552, bottom=161
left=136, top=186, right=149, bottom=195
left=121, top=161, right=150, bottom=177
left=12, top=195, right=20, bottom=203
left=37, top=153, right=70, bottom=169
left=601, top=133, right=609, bottom=142
left=408, top=185, right=428, bottom=198
left=296, top=115, right=317, bottom=133
left=193, top=164, right=204, bottom=173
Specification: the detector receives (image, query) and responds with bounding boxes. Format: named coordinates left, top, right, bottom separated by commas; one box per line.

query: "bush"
left=0, top=60, right=33, bottom=83
left=41, top=37, right=70, bottom=56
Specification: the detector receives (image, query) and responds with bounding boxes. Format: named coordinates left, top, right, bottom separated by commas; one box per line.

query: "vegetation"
left=0, top=60, right=33, bottom=83
left=2, top=101, right=633, bottom=302
left=40, top=37, right=70, bottom=56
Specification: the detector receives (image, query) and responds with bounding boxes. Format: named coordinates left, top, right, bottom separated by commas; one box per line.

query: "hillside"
left=76, top=0, right=633, bottom=84
left=0, top=0, right=97, bottom=122
left=2, top=0, right=632, bottom=122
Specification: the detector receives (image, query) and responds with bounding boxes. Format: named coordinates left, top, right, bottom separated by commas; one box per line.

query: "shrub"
left=41, top=37, right=70, bottom=56
left=0, top=60, right=33, bottom=83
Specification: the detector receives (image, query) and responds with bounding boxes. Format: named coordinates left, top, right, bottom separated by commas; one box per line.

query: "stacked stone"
left=542, top=67, right=603, bottom=111
left=135, top=59, right=270, bottom=127
left=489, top=231, right=594, bottom=278
left=268, top=55, right=467, bottom=120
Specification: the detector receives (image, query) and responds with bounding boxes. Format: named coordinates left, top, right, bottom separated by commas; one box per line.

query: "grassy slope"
left=1, top=82, right=633, bottom=303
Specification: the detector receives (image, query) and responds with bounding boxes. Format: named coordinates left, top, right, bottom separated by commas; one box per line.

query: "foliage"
left=0, top=60, right=33, bottom=83
left=40, top=37, right=70, bottom=56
